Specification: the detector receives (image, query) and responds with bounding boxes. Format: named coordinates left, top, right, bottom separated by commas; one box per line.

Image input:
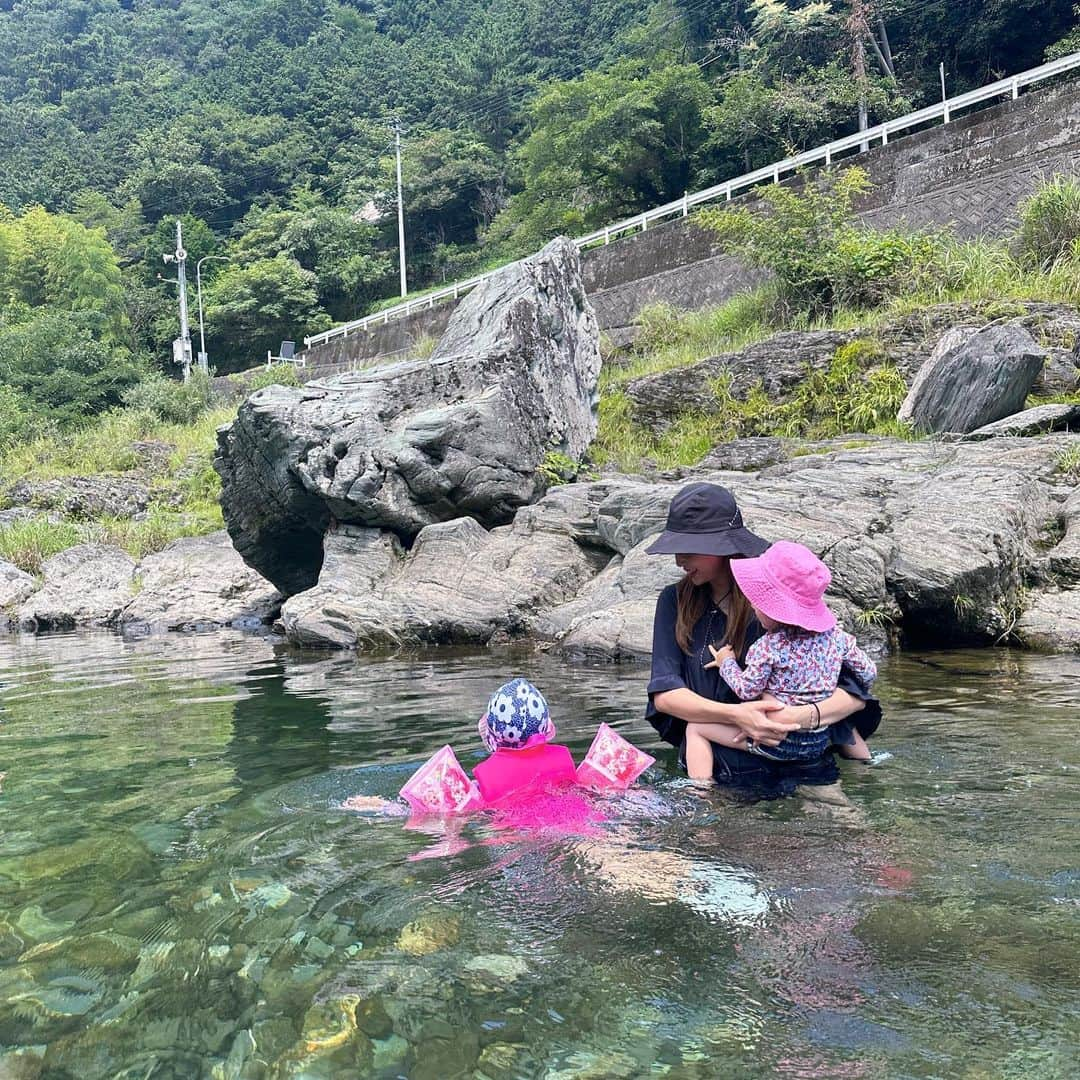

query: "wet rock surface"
left=216, top=237, right=602, bottom=595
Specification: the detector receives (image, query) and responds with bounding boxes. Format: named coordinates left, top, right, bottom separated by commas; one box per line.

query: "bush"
left=235, top=364, right=303, bottom=392
left=0, top=383, right=33, bottom=448
left=633, top=302, right=690, bottom=353
left=699, top=168, right=942, bottom=316
left=1017, top=175, right=1080, bottom=269
left=0, top=518, right=82, bottom=575
left=123, top=369, right=214, bottom=425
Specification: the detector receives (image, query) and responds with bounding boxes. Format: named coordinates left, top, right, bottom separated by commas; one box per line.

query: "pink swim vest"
left=472, top=742, right=577, bottom=805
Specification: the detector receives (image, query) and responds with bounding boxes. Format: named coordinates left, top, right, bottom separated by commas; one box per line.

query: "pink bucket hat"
left=729, top=541, right=836, bottom=632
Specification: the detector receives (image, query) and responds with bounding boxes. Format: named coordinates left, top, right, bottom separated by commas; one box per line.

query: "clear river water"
left=0, top=630, right=1077, bottom=1079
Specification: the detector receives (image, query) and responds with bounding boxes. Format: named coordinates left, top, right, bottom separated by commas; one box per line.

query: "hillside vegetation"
left=1, top=0, right=1076, bottom=396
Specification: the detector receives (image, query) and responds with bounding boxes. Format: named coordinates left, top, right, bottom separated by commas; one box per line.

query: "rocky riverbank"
left=0, top=531, right=280, bottom=634
left=3, top=239, right=1079, bottom=655
left=273, top=432, right=1080, bottom=656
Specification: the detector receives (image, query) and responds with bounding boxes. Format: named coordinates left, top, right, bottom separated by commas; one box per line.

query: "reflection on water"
left=0, top=632, right=1077, bottom=1078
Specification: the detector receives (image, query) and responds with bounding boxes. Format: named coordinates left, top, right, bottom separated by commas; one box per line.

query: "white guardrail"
left=303, top=51, right=1080, bottom=351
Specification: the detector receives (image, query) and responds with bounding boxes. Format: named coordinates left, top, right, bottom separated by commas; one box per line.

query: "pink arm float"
left=398, top=725, right=655, bottom=814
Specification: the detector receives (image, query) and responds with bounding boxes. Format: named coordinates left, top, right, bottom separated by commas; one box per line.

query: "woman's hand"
left=703, top=643, right=735, bottom=670
left=730, top=699, right=801, bottom=746
left=768, top=688, right=866, bottom=731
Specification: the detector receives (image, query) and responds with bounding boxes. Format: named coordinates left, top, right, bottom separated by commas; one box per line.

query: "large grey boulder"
left=118, top=532, right=282, bottom=631
left=216, top=237, right=601, bottom=594
left=897, top=324, right=1046, bottom=434
left=19, top=544, right=137, bottom=630
left=279, top=514, right=596, bottom=650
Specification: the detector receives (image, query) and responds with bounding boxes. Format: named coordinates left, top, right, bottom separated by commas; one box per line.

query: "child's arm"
left=840, top=632, right=878, bottom=688
left=717, top=639, right=775, bottom=701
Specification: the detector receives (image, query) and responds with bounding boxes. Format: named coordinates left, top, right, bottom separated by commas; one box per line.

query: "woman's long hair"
left=674, top=564, right=754, bottom=660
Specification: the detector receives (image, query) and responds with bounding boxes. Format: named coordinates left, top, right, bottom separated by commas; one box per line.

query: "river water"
left=0, top=630, right=1076, bottom=1078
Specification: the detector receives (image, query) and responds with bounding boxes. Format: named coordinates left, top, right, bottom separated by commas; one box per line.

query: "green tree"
left=202, top=256, right=331, bottom=372
left=0, top=309, right=146, bottom=425
left=490, top=60, right=713, bottom=250
left=232, top=193, right=391, bottom=320
left=0, top=204, right=127, bottom=342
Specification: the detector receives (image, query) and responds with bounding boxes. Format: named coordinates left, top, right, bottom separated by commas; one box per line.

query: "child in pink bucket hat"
left=684, top=541, right=878, bottom=778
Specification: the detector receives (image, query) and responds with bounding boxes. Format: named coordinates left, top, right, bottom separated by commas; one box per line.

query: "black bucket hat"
left=645, top=483, right=769, bottom=558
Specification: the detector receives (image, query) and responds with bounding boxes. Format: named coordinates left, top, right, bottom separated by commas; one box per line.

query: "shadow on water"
left=0, top=633, right=1076, bottom=1077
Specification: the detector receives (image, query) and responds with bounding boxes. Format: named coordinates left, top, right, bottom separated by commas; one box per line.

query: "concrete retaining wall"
left=294, top=78, right=1080, bottom=374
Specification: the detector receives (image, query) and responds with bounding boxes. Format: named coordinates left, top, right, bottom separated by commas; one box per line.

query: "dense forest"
left=0, top=0, right=1078, bottom=396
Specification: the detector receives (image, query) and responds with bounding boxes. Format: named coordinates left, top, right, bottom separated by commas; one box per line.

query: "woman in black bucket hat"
left=645, top=482, right=880, bottom=797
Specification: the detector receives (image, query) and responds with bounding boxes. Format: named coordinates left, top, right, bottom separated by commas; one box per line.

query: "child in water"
left=685, top=541, right=877, bottom=781
left=343, top=678, right=652, bottom=815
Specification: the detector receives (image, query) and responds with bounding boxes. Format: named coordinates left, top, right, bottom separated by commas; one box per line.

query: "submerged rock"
left=216, top=237, right=602, bottom=594
left=395, top=911, right=462, bottom=956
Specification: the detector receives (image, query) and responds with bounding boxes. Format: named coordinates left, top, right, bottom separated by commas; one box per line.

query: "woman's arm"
left=652, top=687, right=801, bottom=745
left=766, top=688, right=867, bottom=732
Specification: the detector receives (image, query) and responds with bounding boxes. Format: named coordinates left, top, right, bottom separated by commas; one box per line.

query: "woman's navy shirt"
left=645, top=583, right=881, bottom=792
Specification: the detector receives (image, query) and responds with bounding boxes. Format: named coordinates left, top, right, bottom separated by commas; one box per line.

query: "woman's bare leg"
left=838, top=731, right=871, bottom=761
left=685, top=721, right=749, bottom=780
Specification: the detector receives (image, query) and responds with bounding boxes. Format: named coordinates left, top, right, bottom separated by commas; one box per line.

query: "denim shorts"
left=680, top=740, right=840, bottom=799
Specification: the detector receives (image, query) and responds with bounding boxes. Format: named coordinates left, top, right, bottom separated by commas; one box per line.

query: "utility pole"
left=393, top=121, right=408, bottom=297
left=162, top=220, right=193, bottom=381
left=848, top=0, right=871, bottom=152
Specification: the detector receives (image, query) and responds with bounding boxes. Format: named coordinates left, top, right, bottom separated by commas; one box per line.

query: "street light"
left=196, top=255, right=230, bottom=374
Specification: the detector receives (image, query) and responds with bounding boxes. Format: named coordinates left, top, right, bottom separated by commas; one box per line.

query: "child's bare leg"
left=838, top=731, right=871, bottom=762
left=685, top=722, right=749, bottom=780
